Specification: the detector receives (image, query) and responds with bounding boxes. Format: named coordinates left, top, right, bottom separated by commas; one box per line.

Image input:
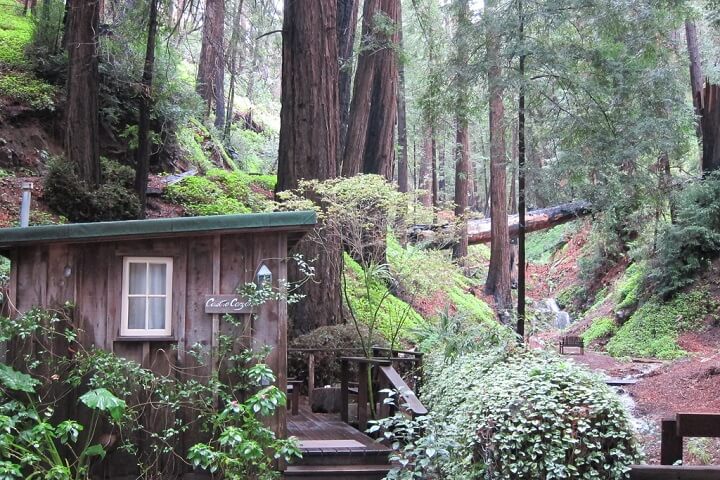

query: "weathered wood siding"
left=6, top=232, right=289, bottom=476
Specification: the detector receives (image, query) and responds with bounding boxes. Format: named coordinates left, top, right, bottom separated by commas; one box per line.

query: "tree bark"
left=484, top=0, right=512, bottom=316
left=224, top=0, right=245, bottom=138
left=419, top=122, right=433, bottom=207
left=686, top=19, right=703, bottom=129
left=197, top=0, right=225, bottom=128
left=452, top=0, right=471, bottom=260
left=65, top=0, right=101, bottom=187
left=342, top=0, right=399, bottom=179
left=396, top=2, right=409, bottom=193
left=337, top=0, right=360, bottom=171
left=134, top=0, right=159, bottom=218
left=277, top=0, right=341, bottom=334
left=431, top=135, right=438, bottom=206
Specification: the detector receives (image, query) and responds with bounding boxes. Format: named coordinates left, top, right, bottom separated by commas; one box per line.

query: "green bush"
left=0, top=72, right=54, bottom=109
left=414, top=350, right=640, bottom=479
left=582, top=316, right=617, bottom=346
left=44, top=158, right=141, bottom=222
left=606, top=290, right=715, bottom=359
left=648, top=172, right=720, bottom=297
left=288, top=324, right=388, bottom=388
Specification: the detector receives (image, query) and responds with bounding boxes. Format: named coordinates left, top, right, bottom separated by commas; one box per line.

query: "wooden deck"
left=287, top=400, right=389, bottom=453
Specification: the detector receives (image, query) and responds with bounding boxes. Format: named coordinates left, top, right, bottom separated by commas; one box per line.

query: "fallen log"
left=408, top=201, right=592, bottom=246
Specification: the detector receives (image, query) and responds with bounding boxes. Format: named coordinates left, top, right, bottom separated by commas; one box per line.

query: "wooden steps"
left=284, top=464, right=390, bottom=479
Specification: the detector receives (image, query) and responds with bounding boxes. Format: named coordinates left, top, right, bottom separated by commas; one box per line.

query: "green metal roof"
left=0, top=211, right=316, bottom=248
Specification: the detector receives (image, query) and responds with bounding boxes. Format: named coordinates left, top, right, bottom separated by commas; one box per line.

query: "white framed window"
left=121, top=257, right=173, bottom=337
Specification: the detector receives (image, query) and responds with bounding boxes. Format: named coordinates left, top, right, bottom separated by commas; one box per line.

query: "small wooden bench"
left=559, top=336, right=584, bottom=355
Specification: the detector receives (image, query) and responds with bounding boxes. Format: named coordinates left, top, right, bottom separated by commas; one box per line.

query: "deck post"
left=307, top=352, right=315, bottom=405
left=340, top=358, right=349, bottom=423
left=660, top=418, right=683, bottom=465
left=358, top=362, right=369, bottom=431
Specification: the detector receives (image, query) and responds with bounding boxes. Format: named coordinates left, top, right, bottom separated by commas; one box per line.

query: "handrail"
left=372, top=346, right=424, bottom=358
left=378, top=365, right=427, bottom=416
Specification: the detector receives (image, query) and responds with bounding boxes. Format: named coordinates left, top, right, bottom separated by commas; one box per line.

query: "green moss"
left=343, top=253, right=425, bottom=342
left=0, top=0, right=32, bottom=68
left=582, top=316, right=617, bottom=346
left=164, top=168, right=273, bottom=216
left=447, top=285, right=495, bottom=325
left=176, top=125, right=212, bottom=170
left=525, top=223, right=573, bottom=264
left=0, top=72, right=54, bottom=109
left=606, top=290, right=715, bottom=359
left=555, top=285, right=584, bottom=312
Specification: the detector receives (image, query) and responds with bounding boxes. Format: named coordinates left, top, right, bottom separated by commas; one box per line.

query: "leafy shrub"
left=288, top=324, right=388, bottom=388
left=582, top=316, right=617, bottom=346
left=44, top=157, right=141, bottom=222
left=412, top=349, right=640, bottom=479
left=0, top=72, right=54, bottom=109
left=606, top=290, right=715, bottom=359
left=648, top=172, right=720, bottom=297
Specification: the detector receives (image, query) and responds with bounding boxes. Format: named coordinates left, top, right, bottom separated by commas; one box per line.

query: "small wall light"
left=256, top=264, right=272, bottom=286
left=63, top=265, right=72, bottom=278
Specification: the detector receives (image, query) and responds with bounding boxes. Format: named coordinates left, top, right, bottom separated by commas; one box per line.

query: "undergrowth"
left=582, top=316, right=617, bottom=346
left=0, top=0, right=32, bottom=67
left=165, top=168, right=274, bottom=216
left=525, top=222, right=574, bottom=264
left=606, top=289, right=716, bottom=359
left=0, top=71, right=54, bottom=109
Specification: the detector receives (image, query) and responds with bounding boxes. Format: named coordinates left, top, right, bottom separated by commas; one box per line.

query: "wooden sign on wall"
left=204, top=295, right=254, bottom=314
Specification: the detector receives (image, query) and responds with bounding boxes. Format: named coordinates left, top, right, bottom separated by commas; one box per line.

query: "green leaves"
left=0, top=364, right=39, bottom=394
left=79, top=388, right=126, bottom=422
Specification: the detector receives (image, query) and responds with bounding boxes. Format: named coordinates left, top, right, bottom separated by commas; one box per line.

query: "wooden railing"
left=630, top=413, right=720, bottom=479
left=340, top=355, right=427, bottom=432
left=287, top=347, right=364, bottom=404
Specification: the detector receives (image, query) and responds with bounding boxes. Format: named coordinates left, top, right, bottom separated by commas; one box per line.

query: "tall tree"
left=396, top=1, right=409, bottom=193
left=277, top=0, right=341, bottom=333
left=484, top=0, right=512, bottom=317
left=65, top=0, right=101, bottom=187
left=337, top=0, right=360, bottom=170
left=134, top=0, right=160, bottom=217
left=452, top=0, right=471, bottom=260
left=196, top=0, right=225, bottom=128
left=342, top=0, right=399, bottom=179
left=224, top=0, right=245, bottom=137
left=419, top=123, right=433, bottom=207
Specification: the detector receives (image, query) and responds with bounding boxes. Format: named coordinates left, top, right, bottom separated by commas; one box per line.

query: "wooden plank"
left=661, top=419, right=683, bottom=465
left=378, top=365, right=427, bottom=416
left=676, top=413, right=720, bottom=438
left=630, top=465, right=720, bottom=480
left=75, top=245, right=109, bottom=349
left=341, top=358, right=349, bottom=423
left=308, top=352, right=315, bottom=405
left=212, top=235, right=221, bottom=378
left=358, top=362, right=368, bottom=432
left=605, top=378, right=638, bottom=386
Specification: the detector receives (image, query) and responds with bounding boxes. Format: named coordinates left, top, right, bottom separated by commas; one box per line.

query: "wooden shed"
left=0, top=211, right=315, bottom=475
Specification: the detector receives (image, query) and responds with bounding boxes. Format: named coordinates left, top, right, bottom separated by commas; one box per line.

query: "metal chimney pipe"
left=20, top=181, right=33, bottom=227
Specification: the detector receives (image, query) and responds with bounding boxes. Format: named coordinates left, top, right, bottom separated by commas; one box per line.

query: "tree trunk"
left=484, top=0, right=512, bottom=317
left=396, top=2, right=409, bottom=193
left=337, top=0, right=360, bottom=171
left=509, top=123, right=518, bottom=214
left=65, top=0, right=101, bottom=187
left=224, top=0, right=245, bottom=138
left=419, top=122, right=433, bottom=207
left=134, top=0, right=159, bottom=218
left=452, top=0, right=471, bottom=260
left=197, top=0, right=225, bottom=128
left=686, top=19, right=703, bottom=135
left=438, top=139, right=446, bottom=202
left=342, top=0, right=399, bottom=179
left=277, top=0, right=341, bottom=333
left=431, top=135, right=438, bottom=206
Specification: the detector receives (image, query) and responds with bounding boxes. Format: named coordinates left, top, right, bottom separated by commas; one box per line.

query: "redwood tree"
left=337, top=0, right=360, bottom=170
left=484, top=0, right=512, bottom=317
left=342, top=0, right=399, bottom=179
left=277, top=0, right=341, bottom=333
left=65, top=0, right=101, bottom=187
left=396, top=0, right=409, bottom=192
left=196, top=0, right=225, bottom=128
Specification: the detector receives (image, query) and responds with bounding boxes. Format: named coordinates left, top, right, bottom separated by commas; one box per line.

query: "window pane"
left=148, top=263, right=167, bottom=295
left=128, top=263, right=147, bottom=295
left=148, top=298, right=166, bottom=330
left=128, top=297, right=146, bottom=329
